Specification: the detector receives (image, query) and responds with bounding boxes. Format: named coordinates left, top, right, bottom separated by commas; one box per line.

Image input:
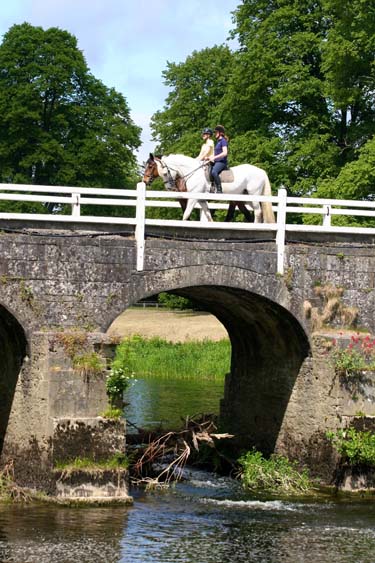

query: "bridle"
left=144, top=157, right=209, bottom=192
left=143, top=159, right=159, bottom=186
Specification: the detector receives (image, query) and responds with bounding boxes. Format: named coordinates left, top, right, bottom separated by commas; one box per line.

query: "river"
left=1, top=376, right=375, bottom=563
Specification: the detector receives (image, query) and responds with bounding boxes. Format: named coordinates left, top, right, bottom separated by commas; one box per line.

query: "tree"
left=0, top=23, right=141, bottom=193
left=151, top=1, right=375, bottom=207
left=150, top=45, right=234, bottom=155
left=223, top=0, right=375, bottom=196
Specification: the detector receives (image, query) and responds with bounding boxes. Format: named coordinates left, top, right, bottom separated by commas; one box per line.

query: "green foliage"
left=101, top=407, right=124, bottom=420
left=238, top=449, right=311, bottom=493
left=151, top=45, right=234, bottom=154
left=113, top=335, right=230, bottom=379
left=150, top=0, right=375, bottom=212
left=326, top=427, right=375, bottom=466
left=332, top=334, right=375, bottom=377
left=54, top=453, right=129, bottom=471
left=157, top=292, right=194, bottom=310
left=0, top=22, right=141, bottom=202
left=72, top=352, right=105, bottom=375
left=106, top=363, right=135, bottom=406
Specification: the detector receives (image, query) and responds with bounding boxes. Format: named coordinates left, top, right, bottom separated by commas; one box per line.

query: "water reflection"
left=124, top=376, right=224, bottom=432
left=0, top=505, right=129, bottom=563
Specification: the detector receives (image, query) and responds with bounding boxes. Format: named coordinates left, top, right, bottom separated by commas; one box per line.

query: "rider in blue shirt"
left=207, top=125, right=228, bottom=194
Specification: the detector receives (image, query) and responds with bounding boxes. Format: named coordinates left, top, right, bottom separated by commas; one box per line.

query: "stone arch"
left=106, top=265, right=311, bottom=454
left=0, top=303, right=27, bottom=454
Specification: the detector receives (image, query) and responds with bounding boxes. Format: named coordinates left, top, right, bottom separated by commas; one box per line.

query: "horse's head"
left=142, top=153, right=160, bottom=186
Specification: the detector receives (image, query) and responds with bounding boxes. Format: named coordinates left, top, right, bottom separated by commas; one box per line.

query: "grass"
left=238, top=449, right=312, bottom=494
left=113, top=335, right=230, bottom=379
left=54, top=454, right=129, bottom=472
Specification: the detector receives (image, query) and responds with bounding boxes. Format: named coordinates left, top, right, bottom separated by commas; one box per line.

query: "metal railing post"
left=276, top=188, right=287, bottom=275
left=135, top=182, right=146, bottom=271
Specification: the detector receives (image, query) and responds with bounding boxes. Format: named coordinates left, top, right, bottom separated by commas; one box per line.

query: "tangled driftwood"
left=128, top=414, right=234, bottom=489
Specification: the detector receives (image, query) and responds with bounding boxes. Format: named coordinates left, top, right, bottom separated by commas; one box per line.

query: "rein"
left=159, top=160, right=208, bottom=191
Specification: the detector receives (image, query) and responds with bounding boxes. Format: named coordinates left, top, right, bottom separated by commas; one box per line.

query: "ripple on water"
left=199, top=497, right=298, bottom=511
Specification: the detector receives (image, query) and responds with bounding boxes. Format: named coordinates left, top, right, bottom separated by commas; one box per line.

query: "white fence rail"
left=1, top=182, right=375, bottom=275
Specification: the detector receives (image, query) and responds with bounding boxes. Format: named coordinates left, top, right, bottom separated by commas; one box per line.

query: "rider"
left=206, top=125, right=228, bottom=194
left=196, top=128, right=214, bottom=160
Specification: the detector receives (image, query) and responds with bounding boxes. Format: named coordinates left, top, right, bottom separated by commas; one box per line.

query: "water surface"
left=2, top=376, right=374, bottom=562
left=1, top=473, right=375, bottom=563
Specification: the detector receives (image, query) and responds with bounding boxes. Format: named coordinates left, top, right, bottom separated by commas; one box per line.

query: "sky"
left=0, top=0, right=240, bottom=163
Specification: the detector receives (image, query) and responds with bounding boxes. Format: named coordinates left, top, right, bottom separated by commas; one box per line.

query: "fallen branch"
left=129, top=413, right=234, bottom=487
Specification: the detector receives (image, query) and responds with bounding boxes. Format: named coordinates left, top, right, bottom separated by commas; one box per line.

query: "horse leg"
left=199, top=200, right=213, bottom=222
left=224, top=203, right=236, bottom=222
left=178, top=199, right=187, bottom=214
left=182, top=198, right=197, bottom=221
left=238, top=202, right=253, bottom=222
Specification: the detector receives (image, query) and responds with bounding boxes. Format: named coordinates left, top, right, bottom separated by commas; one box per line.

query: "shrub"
left=331, top=334, right=375, bottom=377
left=157, top=292, right=194, bottom=310
left=326, top=427, right=375, bottom=466
left=106, top=365, right=135, bottom=407
left=238, top=449, right=311, bottom=493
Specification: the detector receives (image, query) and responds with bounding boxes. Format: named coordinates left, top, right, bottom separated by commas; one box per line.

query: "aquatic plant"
left=238, top=449, right=311, bottom=493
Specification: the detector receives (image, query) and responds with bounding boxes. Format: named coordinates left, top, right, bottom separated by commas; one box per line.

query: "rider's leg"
left=211, top=162, right=226, bottom=194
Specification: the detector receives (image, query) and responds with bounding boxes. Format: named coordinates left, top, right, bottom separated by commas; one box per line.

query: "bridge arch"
left=0, top=303, right=27, bottom=454
left=107, top=265, right=311, bottom=454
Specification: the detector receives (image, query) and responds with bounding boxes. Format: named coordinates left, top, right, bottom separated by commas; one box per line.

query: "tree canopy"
left=0, top=23, right=141, bottom=190
left=151, top=0, right=375, bottom=207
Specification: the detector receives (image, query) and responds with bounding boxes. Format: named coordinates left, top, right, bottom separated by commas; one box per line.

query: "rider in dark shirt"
left=207, top=125, right=228, bottom=194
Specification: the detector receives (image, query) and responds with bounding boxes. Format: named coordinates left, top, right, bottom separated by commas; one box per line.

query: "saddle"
left=204, top=165, right=234, bottom=184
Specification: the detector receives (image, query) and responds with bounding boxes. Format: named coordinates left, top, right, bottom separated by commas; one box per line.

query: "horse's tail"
left=261, top=173, right=275, bottom=223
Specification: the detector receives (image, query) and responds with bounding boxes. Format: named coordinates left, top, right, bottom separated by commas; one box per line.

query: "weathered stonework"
left=1, top=222, right=375, bottom=484
left=54, top=469, right=132, bottom=503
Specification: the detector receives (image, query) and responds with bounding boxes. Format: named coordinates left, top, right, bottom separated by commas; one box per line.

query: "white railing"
left=1, top=182, right=375, bottom=275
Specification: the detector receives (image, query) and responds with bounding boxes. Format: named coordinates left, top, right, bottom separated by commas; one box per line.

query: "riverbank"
left=114, top=336, right=230, bottom=379
left=107, top=307, right=228, bottom=342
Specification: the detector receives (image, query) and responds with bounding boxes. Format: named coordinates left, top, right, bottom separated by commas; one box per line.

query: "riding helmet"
left=202, top=127, right=213, bottom=136
left=214, top=125, right=225, bottom=134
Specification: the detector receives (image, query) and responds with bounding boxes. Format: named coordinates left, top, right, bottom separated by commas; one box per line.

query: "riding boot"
left=215, top=178, right=223, bottom=194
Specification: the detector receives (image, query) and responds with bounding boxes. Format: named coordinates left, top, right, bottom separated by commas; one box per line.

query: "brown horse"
left=142, top=154, right=253, bottom=222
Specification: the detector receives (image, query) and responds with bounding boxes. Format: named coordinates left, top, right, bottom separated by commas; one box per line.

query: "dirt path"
left=107, top=307, right=228, bottom=342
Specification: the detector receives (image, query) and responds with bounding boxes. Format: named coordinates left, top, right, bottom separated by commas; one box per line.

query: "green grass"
left=54, top=454, right=129, bottom=471
left=238, top=449, right=311, bottom=494
left=113, top=335, right=230, bottom=379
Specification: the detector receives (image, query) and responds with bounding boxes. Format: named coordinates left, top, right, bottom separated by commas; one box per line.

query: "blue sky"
left=0, top=0, right=239, bottom=163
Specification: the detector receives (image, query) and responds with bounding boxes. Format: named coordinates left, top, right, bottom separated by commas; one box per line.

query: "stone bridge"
left=1, top=220, right=375, bottom=485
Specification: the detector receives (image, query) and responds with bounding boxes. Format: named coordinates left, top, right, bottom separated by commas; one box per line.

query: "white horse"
left=143, top=154, right=275, bottom=223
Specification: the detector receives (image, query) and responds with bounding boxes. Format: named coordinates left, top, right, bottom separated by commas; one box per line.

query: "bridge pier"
left=2, top=331, right=128, bottom=497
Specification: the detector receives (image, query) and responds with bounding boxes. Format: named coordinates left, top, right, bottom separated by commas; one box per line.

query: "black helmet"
left=214, top=125, right=225, bottom=134
left=202, top=127, right=213, bottom=136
